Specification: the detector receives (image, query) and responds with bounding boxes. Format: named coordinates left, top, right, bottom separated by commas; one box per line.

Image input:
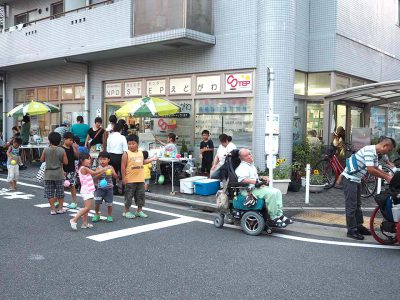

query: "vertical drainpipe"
left=2, top=72, right=6, bottom=140
left=85, top=64, right=89, bottom=122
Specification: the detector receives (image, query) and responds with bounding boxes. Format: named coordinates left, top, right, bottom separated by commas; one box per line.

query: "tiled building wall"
left=336, top=0, right=400, bottom=81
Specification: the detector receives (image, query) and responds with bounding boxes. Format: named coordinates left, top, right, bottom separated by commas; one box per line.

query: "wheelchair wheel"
left=214, top=214, right=224, bottom=228
left=369, top=207, right=397, bottom=245
left=241, top=211, right=265, bottom=236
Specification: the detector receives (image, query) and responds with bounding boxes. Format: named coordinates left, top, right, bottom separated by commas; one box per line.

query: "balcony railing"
left=1, top=0, right=114, bottom=33
left=134, top=0, right=213, bottom=36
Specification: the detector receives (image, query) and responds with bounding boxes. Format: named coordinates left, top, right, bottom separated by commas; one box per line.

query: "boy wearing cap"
left=121, top=135, right=157, bottom=219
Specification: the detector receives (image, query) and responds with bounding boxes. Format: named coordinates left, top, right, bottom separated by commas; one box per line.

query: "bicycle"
left=315, top=144, right=377, bottom=198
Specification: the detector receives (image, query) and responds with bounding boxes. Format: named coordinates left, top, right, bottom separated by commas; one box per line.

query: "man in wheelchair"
left=235, top=148, right=293, bottom=228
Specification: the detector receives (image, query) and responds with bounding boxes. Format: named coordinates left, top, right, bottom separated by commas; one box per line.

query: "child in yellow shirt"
left=143, top=151, right=152, bottom=192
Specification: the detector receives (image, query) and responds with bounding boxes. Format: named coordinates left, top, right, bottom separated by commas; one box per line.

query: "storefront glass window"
left=306, top=103, right=324, bottom=138
left=387, top=109, right=400, bottom=141
left=15, top=89, right=26, bottom=103
left=61, top=86, right=73, bottom=100
left=370, top=107, right=386, bottom=139
left=195, top=98, right=253, bottom=158
left=294, top=71, right=306, bottom=95
left=37, top=88, right=48, bottom=101
left=336, top=104, right=346, bottom=130
left=49, top=87, right=59, bottom=100
left=293, top=99, right=306, bottom=143
left=308, top=73, right=331, bottom=96
left=26, top=89, right=35, bottom=101
left=336, top=75, right=350, bottom=91
left=74, top=85, right=85, bottom=99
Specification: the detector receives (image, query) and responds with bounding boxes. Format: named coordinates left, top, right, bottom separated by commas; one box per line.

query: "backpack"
left=345, top=154, right=364, bottom=175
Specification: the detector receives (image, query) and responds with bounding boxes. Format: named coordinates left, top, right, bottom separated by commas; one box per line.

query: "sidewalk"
left=6, top=164, right=378, bottom=226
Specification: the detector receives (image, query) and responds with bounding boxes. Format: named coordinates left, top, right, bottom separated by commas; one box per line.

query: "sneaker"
left=107, top=216, right=113, bottom=222
left=81, top=223, right=94, bottom=229
left=145, top=189, right=151, bottom=193
left=135, top=211, right=148, bottom=218
left=67, top=203, right=77, bottom=209
left=70, top=220, right=77, bottom=230
left=56, top=209, right=66, bottom=214
left=50, top=210, right=57, bottom=215
left=280, top=215, right=294, bottom=225
left=122, top=211, right=136, bottom=219
left=357, top=225, right=371, bottom=236
left=92, top=215, right=101, bottom=222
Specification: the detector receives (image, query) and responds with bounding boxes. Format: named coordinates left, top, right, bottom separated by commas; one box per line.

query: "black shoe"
left=347, top=231, right=364, bottom=240
left=357, top=225, right=372, bottom=235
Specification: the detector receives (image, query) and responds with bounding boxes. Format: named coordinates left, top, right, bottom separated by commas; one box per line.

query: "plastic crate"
left=193, top=179, right=220, bottom=196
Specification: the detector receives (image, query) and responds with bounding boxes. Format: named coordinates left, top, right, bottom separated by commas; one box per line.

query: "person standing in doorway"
left=70, top=116, right=89, bottom=147
left=199, top=130, right=214, bottom=175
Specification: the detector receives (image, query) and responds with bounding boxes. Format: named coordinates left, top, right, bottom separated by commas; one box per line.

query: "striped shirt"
left=343, top=145, right=378, bottom=183
left=78, top=166, right=96, bottom=194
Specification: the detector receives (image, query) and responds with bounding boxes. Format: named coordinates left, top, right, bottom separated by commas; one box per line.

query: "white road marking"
left=87, top=217, right=195, bottom=242
left=3, top=179, right=400, bottom=249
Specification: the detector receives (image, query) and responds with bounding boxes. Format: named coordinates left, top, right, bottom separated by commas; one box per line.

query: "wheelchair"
left=212, top=149, right=289, bottom=236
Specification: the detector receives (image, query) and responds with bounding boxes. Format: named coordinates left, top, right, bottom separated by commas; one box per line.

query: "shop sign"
left=124, top=81, right=142, bottom=97
left=146, top=79, right=166, bottom=96
left=162, top=101, right=192, bottom=118
left=105, top=83, right=122, bottom=98
left=169, top=77, right=191, bottom=95
left=196, top=75, right=221, bottom=94
left=225, top=72, right=253, bottom=92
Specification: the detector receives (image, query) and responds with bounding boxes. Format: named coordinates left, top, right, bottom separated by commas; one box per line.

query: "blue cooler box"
left=193, top=179, right=220, bottom=196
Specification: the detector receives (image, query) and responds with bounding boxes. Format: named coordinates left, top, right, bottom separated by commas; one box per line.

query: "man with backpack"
left=342, top=137, right=396, bottom=240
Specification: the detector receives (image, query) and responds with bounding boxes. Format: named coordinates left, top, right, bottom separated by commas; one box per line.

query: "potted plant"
left=309, top=169, right=325, bottom=193
left=261, top=159, right=291, bottom=194
left=292, top=140, right=323, bottom=187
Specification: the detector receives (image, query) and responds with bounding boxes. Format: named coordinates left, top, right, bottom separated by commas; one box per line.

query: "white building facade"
left=1, top=0, right=400, bottom=169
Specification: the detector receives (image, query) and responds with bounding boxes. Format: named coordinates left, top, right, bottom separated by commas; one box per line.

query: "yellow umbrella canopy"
left=115, top=97, right=180, bottom=118
left=7, top=101, right=60, bottom=117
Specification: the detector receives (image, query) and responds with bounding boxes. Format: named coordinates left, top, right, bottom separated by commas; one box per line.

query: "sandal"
left=280, top=215, right=294, bottom=225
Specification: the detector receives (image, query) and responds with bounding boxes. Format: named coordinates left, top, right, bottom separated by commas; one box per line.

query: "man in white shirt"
left=106, top=122, right=128, bottom=195
left=235, top=148, right=293, bottom=227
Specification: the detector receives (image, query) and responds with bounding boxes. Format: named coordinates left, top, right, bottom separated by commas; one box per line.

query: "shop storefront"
left=13, top=83, right=86, bottom=137
left=103, top=70, right=254, bottom=157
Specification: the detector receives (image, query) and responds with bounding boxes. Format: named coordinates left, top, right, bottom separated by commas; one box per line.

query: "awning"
left=324, top=80, right=400, bottom=107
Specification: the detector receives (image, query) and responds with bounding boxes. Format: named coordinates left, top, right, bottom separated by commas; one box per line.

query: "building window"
left=49, top=86, right=60, bottom=100
left=15, top=13, right=28, bottom=25
left=37, top=88, right=49, bottom=101
left=74, top=85, right=85, bottom=99
left=294, top=71, right=306, bottom=95
left=51, top=1, right=64, bottom=18
left=336, top=75, right=350, bottom=91
left=307, top=73, right=331, bottom=96
left=15, top=90, right=26, bottom=103
left=61, top=86, right=73, bottom=100
left=306, top=103, right=324, bottom=138
left=26, top=89, right=35, bottom=101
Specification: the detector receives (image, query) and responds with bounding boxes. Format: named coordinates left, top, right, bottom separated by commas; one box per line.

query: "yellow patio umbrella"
left=115, top=97, right=180, bottom=118
left=7, top=101, right=60, bottom=117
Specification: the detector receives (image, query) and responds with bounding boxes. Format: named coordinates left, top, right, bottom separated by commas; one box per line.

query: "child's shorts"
left=7, top=165, right=19, bottom=182
left=81, top=192, right=94, bottom=201
left=65, top=172, right=78, bottom=187
left=44, top=180, right=65, bottom=199
left=145, top=179, right=150, bottom=185
left=94, top=188, right=113, bottom=206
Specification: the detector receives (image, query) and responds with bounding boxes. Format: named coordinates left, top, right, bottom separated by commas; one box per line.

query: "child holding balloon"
left=92, top=152, right=117, bottom=223
left=69, top=153, right=109, bottom=230
left=6, top=137, right=22, bottom=190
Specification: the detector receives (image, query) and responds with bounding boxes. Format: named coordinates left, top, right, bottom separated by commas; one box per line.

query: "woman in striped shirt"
left=69, top=153, right=109, bottom=230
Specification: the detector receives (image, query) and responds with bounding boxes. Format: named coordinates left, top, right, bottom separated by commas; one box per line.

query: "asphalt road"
left=0, top=179, right=399, bottom=300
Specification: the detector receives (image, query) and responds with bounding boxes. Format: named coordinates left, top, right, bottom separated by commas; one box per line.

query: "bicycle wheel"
left=369, top=206, right=397, bottom=245
left=361, top=173, right=377, bottom=198
left=316, top=159, right=336, bottom=189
